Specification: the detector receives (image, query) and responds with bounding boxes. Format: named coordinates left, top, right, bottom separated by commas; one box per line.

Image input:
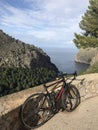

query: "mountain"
left=0, top=29, right=58, bottom=97
left=0, top=29, right=58, bottom=72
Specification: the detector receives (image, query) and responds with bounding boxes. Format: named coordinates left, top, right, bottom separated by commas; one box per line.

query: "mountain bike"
left=20, top=72, right=80, bottom=129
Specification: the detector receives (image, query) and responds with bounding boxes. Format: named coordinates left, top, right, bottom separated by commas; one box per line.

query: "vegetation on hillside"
left=80, top=62, right=98, bottom=74
left=86, top=63, right=98, bottom=73
left=73, top=0, right=98, bottom=48
left=0, top=67, right=57, bottom=97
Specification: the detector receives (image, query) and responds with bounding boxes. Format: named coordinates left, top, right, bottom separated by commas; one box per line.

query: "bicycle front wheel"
left=62, top=85, right=80, bottom=112
left=20, top=93, right=52, bottom=129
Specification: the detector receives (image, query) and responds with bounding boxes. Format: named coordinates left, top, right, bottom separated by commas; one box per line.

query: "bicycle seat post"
left=43, top=84, right=49, bottom=94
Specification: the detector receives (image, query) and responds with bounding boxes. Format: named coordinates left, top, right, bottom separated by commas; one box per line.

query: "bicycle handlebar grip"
left=74, top=71, right=77, bottom=76
left=73, top=71, right=77, bottom=80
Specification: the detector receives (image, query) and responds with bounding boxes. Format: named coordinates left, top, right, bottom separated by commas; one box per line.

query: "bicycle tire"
left=20, top=93, right=52, bottom=129
left=62, top=85, right=80, bottom=112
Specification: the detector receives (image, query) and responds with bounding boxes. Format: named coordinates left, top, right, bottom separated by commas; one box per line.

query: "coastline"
left=75, top=47, right=98, bottom=66
left=75, top=58, right=90, bottom=65
left=43, top=46, right=90, bottom=73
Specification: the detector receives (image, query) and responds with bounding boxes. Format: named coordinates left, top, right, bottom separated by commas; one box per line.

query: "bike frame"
left=43, top=77, right=67, bottom=111
left=43, top=72, right=76, bottom=111
left=57, top=87, right=65, bottom=101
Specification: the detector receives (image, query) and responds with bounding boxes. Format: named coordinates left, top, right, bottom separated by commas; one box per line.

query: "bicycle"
left=20, top=71, right=81, bottom=129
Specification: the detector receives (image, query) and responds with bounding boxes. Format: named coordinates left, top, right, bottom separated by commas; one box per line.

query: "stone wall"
left=0, top=85, right=43, bottom=130
left=72, top=73, right=98, bottom=101
left=0, top=73, right=98, bottom=130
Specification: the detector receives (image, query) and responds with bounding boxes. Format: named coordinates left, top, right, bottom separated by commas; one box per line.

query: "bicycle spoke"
left=20, top=93, right=52, bottom=129
left=62, top=85, right=80, bottom=112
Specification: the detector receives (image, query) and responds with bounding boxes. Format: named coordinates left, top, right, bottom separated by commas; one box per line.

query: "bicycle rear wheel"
left=20, top=93, right=52, bottom=129
left=62, top=85, right=80, bottom=112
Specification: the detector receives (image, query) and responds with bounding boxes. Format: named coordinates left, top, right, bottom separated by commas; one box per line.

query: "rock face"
left=0, top=29, right=58, bottom=72
left=75, top=47, right=98, bottom=65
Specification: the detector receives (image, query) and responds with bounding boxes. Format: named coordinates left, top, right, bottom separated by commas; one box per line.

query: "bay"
left=42, top=46, right=89, bottom=74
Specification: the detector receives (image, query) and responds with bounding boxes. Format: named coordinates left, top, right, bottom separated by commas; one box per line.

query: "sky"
left=0, top=0, right=89, bottom=48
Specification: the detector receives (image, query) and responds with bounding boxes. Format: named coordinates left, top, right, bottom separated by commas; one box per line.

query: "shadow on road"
left=0, top=105, right=28, bottom=130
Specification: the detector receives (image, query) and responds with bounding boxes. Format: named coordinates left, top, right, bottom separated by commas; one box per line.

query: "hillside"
left=0, top=29, right=58, bottom=97
left=0, top=29, right=58, bottom=71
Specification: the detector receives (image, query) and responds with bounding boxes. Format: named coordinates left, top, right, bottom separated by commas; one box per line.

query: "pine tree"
left=73, top=0, right=98, bottom=48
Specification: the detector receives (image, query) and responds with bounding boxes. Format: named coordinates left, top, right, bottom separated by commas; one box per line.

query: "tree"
left=73, top=0, right=98, bottom=48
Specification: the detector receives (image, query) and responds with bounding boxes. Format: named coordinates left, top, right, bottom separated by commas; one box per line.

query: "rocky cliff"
left=75, top=47, right=98, bottom=66
left=0, top=29, right=58, bottom=71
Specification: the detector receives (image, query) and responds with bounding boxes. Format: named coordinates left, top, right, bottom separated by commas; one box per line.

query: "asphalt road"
left=36, top=96, right=98, bottom=130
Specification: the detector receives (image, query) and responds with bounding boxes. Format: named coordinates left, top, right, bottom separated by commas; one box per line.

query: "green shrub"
left=0, top=67, right=57, bottom=97
left=85, top=62, right=98, bottom=73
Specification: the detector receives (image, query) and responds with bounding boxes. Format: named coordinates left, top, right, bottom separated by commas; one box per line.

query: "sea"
left=42, top=46, right=89, bottom=74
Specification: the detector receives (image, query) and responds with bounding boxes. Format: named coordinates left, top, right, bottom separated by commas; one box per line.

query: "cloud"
left=0, top=0, right=89, bottom=47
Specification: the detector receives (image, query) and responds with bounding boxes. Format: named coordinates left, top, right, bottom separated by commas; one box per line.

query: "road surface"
left=36, top=96, right=98, bottom=130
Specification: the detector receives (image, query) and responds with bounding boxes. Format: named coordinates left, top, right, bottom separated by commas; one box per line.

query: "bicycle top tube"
left=43, top=78, right=64, bottom=89
left=43, top=71, right=77, bottom=90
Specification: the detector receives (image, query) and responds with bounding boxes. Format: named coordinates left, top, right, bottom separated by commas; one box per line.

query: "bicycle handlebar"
left=58, top=71, right=77, bottom=78
left=43, top=71, right=77, bottom=90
